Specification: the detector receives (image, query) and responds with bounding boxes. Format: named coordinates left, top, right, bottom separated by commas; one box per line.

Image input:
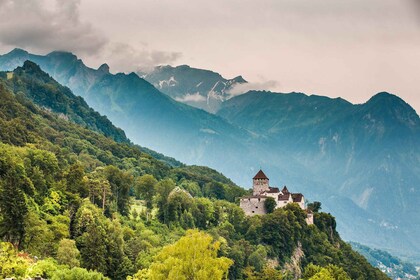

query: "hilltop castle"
left=240, top=170, right=313, bottom=224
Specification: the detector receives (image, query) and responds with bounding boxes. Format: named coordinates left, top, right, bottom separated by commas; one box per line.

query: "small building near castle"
left=239, top=170, right=313, bottom=224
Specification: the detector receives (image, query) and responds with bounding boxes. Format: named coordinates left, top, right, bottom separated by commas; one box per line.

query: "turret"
left=252, top=169, right=269, bottom=195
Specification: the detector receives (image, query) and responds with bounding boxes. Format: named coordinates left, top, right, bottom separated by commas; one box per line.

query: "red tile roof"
left=278, top=193, right=291, bottom=201
left=292, top=193, right=304, bottom=202
left=281, top=186, right=289, bottom=194
left=253, top=169, right=269, bottom=180
left=267, top=187, right=280, bottom=193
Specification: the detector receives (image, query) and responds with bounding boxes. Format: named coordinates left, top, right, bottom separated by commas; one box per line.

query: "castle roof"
left=241, top=195, right=269, bottom=199
left=281, top=186, right=289, bottom=194
left=292, top=193, right=304, bottom=202
left=253, top=169, right=268, bottom=180
left=278, top=193, right=291, bottom=201
left=266, top=187, right=280, bottom=193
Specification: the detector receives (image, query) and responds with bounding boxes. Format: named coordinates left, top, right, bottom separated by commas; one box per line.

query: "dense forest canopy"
left=0, top=62, right=389, bottom=279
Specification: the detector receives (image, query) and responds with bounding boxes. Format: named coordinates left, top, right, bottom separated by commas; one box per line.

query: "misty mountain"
left=0, top=49, right=256, bottom=180
left=141, top=65, right=246, bottom=113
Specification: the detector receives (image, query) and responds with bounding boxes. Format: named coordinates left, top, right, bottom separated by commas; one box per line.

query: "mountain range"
left=0, top=48, right=419, bottom=264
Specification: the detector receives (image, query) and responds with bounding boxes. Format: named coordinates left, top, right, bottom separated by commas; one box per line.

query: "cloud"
left=103, top=43, right=182, bottom=73
left=227, top=80, right=279, bottom=98
left=0, top=0, right=107, bottom=55
left=0, top=0, right=181, bottom=73
left=175, top=92, right=206, bottom=103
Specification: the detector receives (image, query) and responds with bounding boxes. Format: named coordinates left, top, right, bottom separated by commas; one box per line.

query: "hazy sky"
left=1, top=0, right=419, bottom=112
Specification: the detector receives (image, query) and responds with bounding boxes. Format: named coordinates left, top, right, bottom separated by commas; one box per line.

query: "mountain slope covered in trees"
left=0, top=63, right=388, bottom=279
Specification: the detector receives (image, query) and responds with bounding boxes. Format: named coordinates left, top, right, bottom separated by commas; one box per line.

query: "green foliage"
left=57, top=239, right=80, bottom=268
left=248, top=245, right=268, bottom=272
left=264, top=197, right=276, bottom=214
left=133, top=229, right=233, bottom=280
left=134, top=174, right=157, bottom=209
left=307, top=201, right=321, bottom=213
left=302, top=263, right=350, bottom=280
left=50, top=267, right=109, bottom=280
left=0, top=242, right=30, bottom=279
left=0, top=145, right=31, bottom=247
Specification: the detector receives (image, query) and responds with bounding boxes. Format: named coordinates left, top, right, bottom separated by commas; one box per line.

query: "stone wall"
left=252, top=178, right=269, bottom=195
left=240, top=197, right=267, bottom=216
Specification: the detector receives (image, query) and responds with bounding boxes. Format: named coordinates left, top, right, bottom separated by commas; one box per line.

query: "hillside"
left=141, top=65, right=246, bottom=113
left=350, top=242, right=419, bottom=279
left=0, top=63, right=388, bottom=279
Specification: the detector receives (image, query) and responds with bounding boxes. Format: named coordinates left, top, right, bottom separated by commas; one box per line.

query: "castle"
left=239, top=170, right=313, bottom=224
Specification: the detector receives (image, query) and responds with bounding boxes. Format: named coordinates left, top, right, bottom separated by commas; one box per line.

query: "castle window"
left=256, top=206, right=258, bottom=208
left=252, top=211, right=255, bottom=213
left=258, top=198, right=260, bottom=201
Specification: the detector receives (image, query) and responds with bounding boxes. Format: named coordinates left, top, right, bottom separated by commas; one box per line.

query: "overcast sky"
left=1, top=0, right=419, bottom=112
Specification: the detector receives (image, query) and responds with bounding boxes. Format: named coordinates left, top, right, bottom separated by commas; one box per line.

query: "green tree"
left=155, top=179, right=176, bottom=224
left=0, top=149, right=31, bottom=247
left=65, top=163, right=88, bottom=197
left=57, top=239, right=80, bottom=268
left=104, top=166, right=133, bottom=215
left=307, top=201, right=322, bottom=213
left=248, top=245, right=268, bottom=272
left=203, top=182, right=226, bottom=200
left=302, top=263, right=350, bottom=280
left=134, top=174, right=157, bottom=209
left=264, top=197, right=276, bottom=214
left=51, top=267, right=109, bottom=280
left=133, top=229, right=233, bottom=280
left=0, top=242, right=30, bottom=279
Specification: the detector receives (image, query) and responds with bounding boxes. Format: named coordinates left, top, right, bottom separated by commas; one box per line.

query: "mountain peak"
left=232, top=75, right=247, bottom=83
left=367, top=92, right=401, bottom=102
left=366, top=92, right=415, bottom=112
left=98, top=63, right=110, bottom=74
left=21, top=60, right=43, bottom=72
left=7, top=48, right=29, bottom=56
left=46, top=50, right=78, bottom=61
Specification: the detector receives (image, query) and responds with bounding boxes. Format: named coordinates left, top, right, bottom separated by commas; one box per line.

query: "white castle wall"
left=240, top=197, right=267, bottom=216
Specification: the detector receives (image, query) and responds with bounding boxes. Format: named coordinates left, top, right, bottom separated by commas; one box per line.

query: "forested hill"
left=0, top=63, right=388, bottom=279
left=3, top=60, right=130, bottom=144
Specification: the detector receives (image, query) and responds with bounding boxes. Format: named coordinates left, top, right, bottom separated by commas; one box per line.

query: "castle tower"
left=253, top=169, right=269, bottom=195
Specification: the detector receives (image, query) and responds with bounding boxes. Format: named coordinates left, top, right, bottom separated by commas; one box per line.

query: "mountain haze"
left=0, top=49, right=256, bottom=180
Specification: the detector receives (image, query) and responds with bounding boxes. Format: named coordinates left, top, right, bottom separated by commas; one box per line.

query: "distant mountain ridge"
left=141, top=64, right=247, bottom=113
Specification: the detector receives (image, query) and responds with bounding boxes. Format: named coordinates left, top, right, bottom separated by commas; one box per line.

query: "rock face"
left=283, top=242, right=304, bottom=279
left=141, top=65, right=246, bottom=113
